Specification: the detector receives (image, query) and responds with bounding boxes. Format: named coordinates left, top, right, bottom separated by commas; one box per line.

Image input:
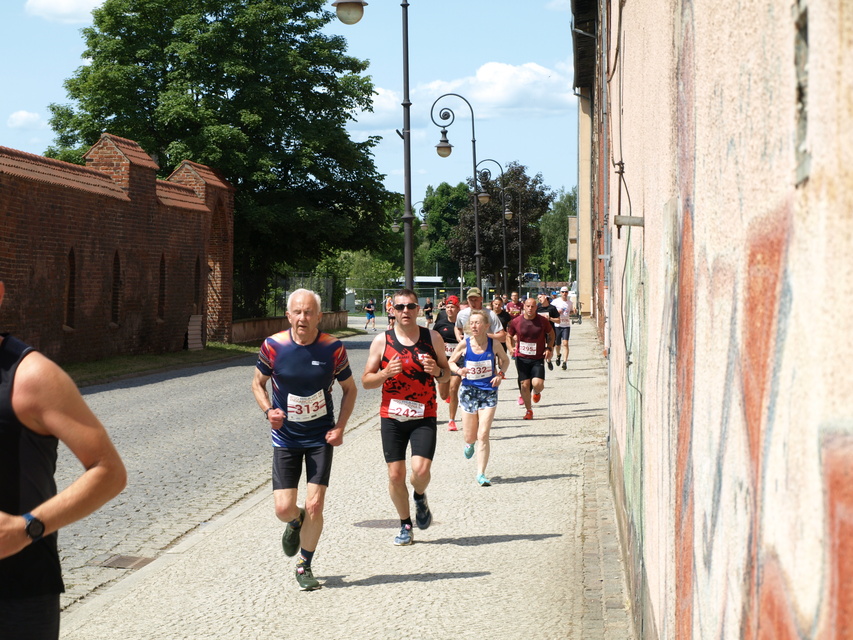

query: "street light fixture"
left=392, top=202, right=428, bottom=233
left=334, top=0, right=417, bottom=290
left=431, top=93, right=485, bottom=290
left=476, top=158, right=513, bottom=296
left=331, top=0, right=367, bottom=25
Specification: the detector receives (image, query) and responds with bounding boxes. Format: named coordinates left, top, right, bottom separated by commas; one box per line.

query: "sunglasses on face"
left=393, top=303, right=418, bottom=311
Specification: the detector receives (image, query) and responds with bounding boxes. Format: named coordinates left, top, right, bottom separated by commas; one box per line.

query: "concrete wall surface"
left=595, top=0, right=853, bottom=637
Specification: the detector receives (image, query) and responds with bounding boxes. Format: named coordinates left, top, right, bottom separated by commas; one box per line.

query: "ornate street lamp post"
left=430, top=93, right=488, bottom=291
left=333, top=0, right=417, bottom=290
left=475, top=159, right=515, bottom=296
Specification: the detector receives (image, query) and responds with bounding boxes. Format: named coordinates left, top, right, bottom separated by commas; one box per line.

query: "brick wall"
left=0, top=133, right=233, bottom=364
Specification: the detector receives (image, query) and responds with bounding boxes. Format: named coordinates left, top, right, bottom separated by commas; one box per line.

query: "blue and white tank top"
left=461, top=337, right=496, bottom=391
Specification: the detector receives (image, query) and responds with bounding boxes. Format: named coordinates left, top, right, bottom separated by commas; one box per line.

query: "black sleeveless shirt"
left=0, top=334, right=64, bottom=598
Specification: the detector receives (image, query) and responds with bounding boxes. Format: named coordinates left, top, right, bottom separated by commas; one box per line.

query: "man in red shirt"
left=362, top=289, right=452, bottom=545
left=505, top=291, right=524, bottom=318
left=507, top=297, right=555, bottom=420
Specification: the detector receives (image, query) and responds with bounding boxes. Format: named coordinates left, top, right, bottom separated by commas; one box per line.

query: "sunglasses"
left=393, top=303, right=418, bottom=311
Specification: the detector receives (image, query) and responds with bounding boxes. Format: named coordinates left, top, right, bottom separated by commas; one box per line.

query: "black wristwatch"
left=23, top=513, right=45, bottom=541
left=264, top=407, right=273, bottom=419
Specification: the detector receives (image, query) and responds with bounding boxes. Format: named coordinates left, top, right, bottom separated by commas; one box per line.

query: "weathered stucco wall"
left=601, top=0, right=853, bottom=637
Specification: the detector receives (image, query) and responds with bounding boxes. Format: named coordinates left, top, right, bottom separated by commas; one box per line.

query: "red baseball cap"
left=446, top=295, right=459, bottom=305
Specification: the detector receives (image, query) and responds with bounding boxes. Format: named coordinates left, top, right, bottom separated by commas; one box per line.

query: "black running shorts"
left=272, top=444, right=334, bottom=489
left=380, top=416, right=438, bottom=463
left=515, top=356, right=546, bottom=382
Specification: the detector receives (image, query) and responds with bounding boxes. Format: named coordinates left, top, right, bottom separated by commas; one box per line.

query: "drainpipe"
left=600, top=0, right=612, bottom=448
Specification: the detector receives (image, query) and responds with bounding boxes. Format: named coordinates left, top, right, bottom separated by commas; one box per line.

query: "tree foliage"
left=46, top=0, right=393, bottom=317
left=427, top=162, right=555, bottom=293
left=529, top=187, right=577, bottom=283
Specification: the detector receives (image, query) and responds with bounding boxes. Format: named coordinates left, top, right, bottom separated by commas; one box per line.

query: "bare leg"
left=520, top=379, right=533, bottom=411
left=298, top=483, right=327, bottom=553
left=475, top=406, right=497, bottom=476
left=387, top=460, right=410, bottom=519
left=409, top=455, right=433, bottom=495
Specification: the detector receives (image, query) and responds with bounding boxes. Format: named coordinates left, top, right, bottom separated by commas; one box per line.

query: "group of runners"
left=252, top=286, right=574, bottom=591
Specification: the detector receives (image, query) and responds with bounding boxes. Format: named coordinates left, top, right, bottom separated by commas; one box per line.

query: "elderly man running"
left=252, top=289, right=357, bottom=591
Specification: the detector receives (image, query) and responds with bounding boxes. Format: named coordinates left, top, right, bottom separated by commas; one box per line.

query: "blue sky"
left=1, top=0, right=578, bottom=208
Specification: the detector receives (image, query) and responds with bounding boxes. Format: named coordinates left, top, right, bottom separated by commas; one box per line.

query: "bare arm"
left=326, top=375, right=357, bottom=446
left=252, top=368, right=284, bottom=429
left=362, top=333, right=398, bottom=389
left=0, top=353, right=126, bottom=559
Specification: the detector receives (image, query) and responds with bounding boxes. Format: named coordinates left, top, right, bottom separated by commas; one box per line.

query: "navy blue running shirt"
left=257, top=330, right=352, bottom=448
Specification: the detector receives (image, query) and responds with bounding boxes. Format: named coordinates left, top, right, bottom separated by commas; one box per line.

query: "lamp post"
left=475, top=158, right=514, bottom=296
left=392, top=201, right=428, bottom=233
left=333, top=0, right=417, bottom=290
left=430, top=93, right=487, bottom=291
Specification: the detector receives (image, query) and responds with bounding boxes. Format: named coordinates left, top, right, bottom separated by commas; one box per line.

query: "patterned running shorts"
left=459, top=385, right=499, bottom=414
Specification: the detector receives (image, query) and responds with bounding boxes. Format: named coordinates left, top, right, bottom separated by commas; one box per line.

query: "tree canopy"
left=421, top=162, right=555, bottom=293
left=47, top=0, right=393, bottom=317
left=529, top=187, right=577, bottom=284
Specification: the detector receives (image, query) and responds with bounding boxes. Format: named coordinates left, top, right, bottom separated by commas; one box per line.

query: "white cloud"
left=418, top=60, right=575, bottom=120
left=25, top=0, right=103, bottom=24
left=7, top=110, right=47, bottom=130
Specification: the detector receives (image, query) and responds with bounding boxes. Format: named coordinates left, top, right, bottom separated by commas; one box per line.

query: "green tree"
left=442, top=162, right=555, bottom=293
left=420, top=182, right=471, bottom=285
left=46, top=0, right=392, bottom=318
left=346, top=250, right=402, bottom=292
left=529, top=187, right=577, bottom=284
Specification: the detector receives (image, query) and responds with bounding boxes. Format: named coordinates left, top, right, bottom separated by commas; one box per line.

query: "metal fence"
left=270, top=274, right=335, bottom=315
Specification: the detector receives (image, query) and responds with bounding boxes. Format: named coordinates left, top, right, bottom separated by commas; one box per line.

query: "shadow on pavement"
left=488, top=473, right=578, bottom=483
left=419, top=532, right=562, bottom=546
left=322, top=571, right=491, bottom=588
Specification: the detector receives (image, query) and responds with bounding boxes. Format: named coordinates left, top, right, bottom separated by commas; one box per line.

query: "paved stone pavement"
left=60, top=318, right=635, bottom=639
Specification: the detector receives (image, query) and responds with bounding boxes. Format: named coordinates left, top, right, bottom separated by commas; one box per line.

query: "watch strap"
left=23, top=513, right=44, bottom=541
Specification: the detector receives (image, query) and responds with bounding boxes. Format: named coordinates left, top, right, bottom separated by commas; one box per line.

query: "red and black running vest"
left=380, top=327, right=438, bottom=419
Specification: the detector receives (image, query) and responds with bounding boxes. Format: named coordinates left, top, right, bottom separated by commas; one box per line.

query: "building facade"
left=0, top=133, right=233, bottom=363
left=572, top=0, right=852, bottom=637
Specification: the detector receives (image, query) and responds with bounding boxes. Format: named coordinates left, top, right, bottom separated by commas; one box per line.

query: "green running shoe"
left=281, top=508, right=304, bottom=557
left=295, top=560, right=320, bottom=591
left=464, top=443, right=475, bottom=459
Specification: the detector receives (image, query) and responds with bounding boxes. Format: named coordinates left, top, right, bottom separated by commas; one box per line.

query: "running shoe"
left=464, top=442, right=475, bottom=459
left=281, top=507, right=305, bottom=557
left=523, top=409, right=534, bottom=420
left=533, top=393, right=541, bottom=403
left=414, top=495, right=432, bottom=529
left=445, top=396, right=451, bottom=404
left=556, top=356, right=561, bottom=366
left=394, top=523, right=414, bottom=546
left=477, top=473, right=491, bottom=487
left=517, top=396, right=524, bottom=406
left=547, top=360, right=553, bottom=371
left=448, top=419, right=458, bottom=431
left=295, top=559, right=320, bottom=591
left=562, top=362, right=567, bottom=370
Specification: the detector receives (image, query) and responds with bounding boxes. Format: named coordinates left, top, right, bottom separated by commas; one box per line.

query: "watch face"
left=26, top=517, right=45, bottom=539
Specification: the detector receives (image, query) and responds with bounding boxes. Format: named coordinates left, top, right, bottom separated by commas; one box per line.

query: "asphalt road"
left=55, top=319, right=384, bottom=612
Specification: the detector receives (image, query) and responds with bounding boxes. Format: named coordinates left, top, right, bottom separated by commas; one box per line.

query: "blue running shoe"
left=414, top=495, right=432, bottom=529
left=394, top=523, right=414, bottom=546
left=464, top=443, right=475, bottom=459
left=477, top=473, right=491, bottom=487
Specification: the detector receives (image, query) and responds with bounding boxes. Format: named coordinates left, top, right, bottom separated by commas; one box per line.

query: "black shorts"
left=272, top=444, right=334, bottom=489
left=380, top=416, right=437, bottom=463
left=515, top=357, right=546, bottom=382
left=0, top=594, right=60, bottom=640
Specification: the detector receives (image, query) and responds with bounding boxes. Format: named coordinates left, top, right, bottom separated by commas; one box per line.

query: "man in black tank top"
left=0, top=281, right=127, bottom=639
left=431, top=295, right=463, bottom=431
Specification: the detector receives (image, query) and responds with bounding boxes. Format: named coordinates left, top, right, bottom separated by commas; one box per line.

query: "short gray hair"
left=287, top=288, right=322, bottom=312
